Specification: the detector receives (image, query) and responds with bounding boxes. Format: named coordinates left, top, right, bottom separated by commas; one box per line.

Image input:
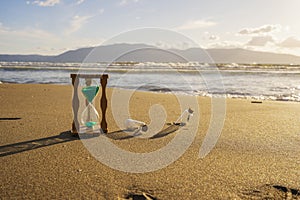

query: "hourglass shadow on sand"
left=0, top=117, right=22, bottom=121
left=0, top=131, right=78, bottom=157
left=0, top=124, right=182, bottom=157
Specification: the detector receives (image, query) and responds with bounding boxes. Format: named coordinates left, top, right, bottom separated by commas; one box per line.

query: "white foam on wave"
left=1, top=61, right=300, bottom=102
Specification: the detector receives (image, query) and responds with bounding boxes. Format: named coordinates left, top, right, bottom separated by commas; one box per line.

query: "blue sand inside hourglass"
left=85, top=121, right=97, bottom=127
left=82, top=86, right=99, bottom=103
left=82, top=86, right=99, bottom=127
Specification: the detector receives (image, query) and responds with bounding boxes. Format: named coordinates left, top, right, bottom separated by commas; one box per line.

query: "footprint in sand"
left=240, top=184, right=300, bottom=200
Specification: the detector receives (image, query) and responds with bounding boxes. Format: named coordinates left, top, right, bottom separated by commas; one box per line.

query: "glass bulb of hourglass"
left=81, top=85, right=100, bottom=130
left=81, top=103, right=99, bottom=127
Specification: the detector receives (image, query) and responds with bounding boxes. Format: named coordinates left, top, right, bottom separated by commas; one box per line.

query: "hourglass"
left=70, top=74, right=108, bottom=136
left=81, top=81, right=100, bottom=132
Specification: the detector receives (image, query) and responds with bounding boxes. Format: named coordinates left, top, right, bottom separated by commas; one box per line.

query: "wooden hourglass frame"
left=70, top=74, right=108, bottom=135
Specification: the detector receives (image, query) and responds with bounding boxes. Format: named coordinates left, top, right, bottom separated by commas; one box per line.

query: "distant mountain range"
left=1, top=43, right=300, bottom=64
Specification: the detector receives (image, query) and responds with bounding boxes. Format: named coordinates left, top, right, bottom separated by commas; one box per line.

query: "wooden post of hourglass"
left=71, top=74, right=80, bottom=135
left=100, top=74, right=108, bottom=133
left=70, top=74, right=109, bottom=135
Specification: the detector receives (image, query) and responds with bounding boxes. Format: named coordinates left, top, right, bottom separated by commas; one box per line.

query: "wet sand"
left=0, top=83, right=299, bottom=199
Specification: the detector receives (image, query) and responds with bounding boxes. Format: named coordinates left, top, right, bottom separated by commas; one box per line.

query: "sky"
left=0, top=0, right=300, bottom=56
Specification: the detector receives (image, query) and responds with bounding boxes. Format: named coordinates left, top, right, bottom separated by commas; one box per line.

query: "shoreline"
left=1, top=82, right=299, bottom=103
left=0, top=83, right=299, bottom=199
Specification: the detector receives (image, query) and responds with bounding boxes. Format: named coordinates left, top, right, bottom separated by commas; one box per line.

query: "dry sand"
left=0, top=83, right=299, bottom=199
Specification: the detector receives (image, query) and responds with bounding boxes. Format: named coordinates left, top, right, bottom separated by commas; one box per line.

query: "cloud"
left=118, top=0, right=139, bottom=6
left=32, top=0, right=60, bottom=7
left=239, top=24, right=281, bottom=35
left=75, top=0, right=85, bottom=5
left=202, top=32, right=220, bottom=41
left=0, top=22, right=105, bottom=55
left=246, top=36, right=275, bottom=46
left=0, top=22, right=59, bottom=54
left=208, top=41, right=243, bottom=49
left=279, top=37, right=300, bottom=48
left=65, top=15, right=92, bottom=35
left=0, top=23, right=55, bottom=40
left=245, top=35, right=300, bottom=49
left=176, top=19, right=216, bottom=30
left=98, top=8, right=104, bottom=14
left=155, top=41, right=196, bottom=50
left=208, top=35, right=219, bottom=41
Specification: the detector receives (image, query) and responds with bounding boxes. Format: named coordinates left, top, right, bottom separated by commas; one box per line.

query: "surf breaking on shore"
left=1, top=61, right=300, bottom=102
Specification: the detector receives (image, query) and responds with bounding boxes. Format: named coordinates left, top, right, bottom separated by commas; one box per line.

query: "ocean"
left=1, top=61, right=300, bottom=102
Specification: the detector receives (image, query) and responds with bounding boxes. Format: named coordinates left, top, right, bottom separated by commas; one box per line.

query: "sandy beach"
left=0, top=83, right=299, bottom=199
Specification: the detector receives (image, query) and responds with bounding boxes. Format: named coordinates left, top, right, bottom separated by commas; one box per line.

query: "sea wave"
left=1, top=61, right=300, bottom=102
left=1, top=61, right=300, bottom=71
